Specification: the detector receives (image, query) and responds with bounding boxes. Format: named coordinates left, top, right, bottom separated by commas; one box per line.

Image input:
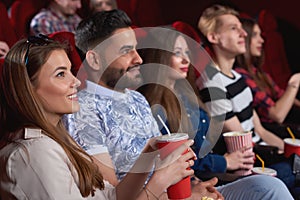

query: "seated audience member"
left=137, top=26, right=295, bottom=199
left=0, top=34, right=201, bottom=199
left=234, top=17, right=300, bottom=138
left=30, top=0, right=82, bottom=35
left=89, top=0, right=117, bottom=14
left=0, top=41, right=9, bottom=58
left=64, top=9, right=293, bottom=200
left=64, top=9, right=224, bottom=200
left=197, top=4, right=299, bottom=197
left=137, top=26, right=254, bottom=177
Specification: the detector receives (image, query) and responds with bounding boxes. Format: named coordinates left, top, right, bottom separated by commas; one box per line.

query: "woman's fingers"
left=202, top=177, right=218, bottom=187
left=155, top=140, right=196, bottom=171
left=187, top=159, right=194, bottom=168
left=157, top=140, right=194, bottom=162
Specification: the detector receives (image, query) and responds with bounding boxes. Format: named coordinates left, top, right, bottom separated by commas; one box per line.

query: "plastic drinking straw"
left=287, top=126, right=296, bottom=141
left=256, top=154, right=265, bottom=172
left=157, top=115, right=171, bottom=136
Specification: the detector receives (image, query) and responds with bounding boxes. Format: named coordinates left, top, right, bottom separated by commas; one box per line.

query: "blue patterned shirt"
left=63, top=81, right=160, bottom=180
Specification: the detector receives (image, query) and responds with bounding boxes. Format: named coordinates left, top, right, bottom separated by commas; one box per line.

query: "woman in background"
left=235, top=18, right=300, bottom=139
left=89, top=0, right=117, bottom=14
left=137, top=27, right=293, bottom=199
left=0, top=40, right=9, bottom=58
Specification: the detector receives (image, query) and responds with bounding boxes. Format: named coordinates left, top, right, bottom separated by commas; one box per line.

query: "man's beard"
left=101, top=67, right=142, bottom=90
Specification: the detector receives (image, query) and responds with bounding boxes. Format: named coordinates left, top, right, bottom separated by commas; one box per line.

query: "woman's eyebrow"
left=52, top=66, right=68, bottom=73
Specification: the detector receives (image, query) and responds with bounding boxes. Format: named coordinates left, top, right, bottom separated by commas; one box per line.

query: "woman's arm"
left=268, top=74, right=300, bottom=123
left=92, top=153, right=119, bottom=186
left=253, top=111, right=284, bottom=150
left=192, top=119, right=227, bottom=173
left=133, top=145, right=223, bottom=200
left=294, top=98, right=300, bottom=107
left=116, top=140, right=196, bottom=200
left=5, top=139, right=87, bottom=199
left=237, top=68, right=300, bottom=124
left=193, top=152, right=227, bottom=173
left=268, top=73, right=300, bottom=123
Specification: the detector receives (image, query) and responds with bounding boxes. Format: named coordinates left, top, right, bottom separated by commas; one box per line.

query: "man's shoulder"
left=204, top=64, right=220, bottom=80
left=77, top=89, right=96, bottom=104
left=127, top=89, right=146, bottom=98
left=31, top=8, right=55, bottom=21
left=199, top=68, right=226, bottom=91
left=78, top=88, right=92, bottom=96
left=126, top=89, right=149, bottom=103
left=231, top=69, right=242, bottom=78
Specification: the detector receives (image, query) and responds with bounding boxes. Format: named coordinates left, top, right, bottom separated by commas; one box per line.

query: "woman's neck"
left=166, top=78, right=176, bottom=90
left=46, top=113, right=61, bottom=127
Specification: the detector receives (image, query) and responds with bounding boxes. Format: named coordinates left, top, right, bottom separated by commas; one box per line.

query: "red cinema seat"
left=172, top=21, right=201, bottom=43
left=10, top=0, right=48, bottom=39
left=0, top=58, right=4, bottom=69
left=0, top=58, right=4, bottom=79
left=48, top=31, right=83, bottom=76
left=258, top=9, right=291, bottom=89
left=49, top=31, right=87, bottom=89
left=127, top=0, right=164, bottom=26
left=0, top=1, right=17, bottom=47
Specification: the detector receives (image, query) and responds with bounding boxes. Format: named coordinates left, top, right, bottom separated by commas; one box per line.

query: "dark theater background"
left=1, top=0, right=300, bottom=76
left=116, top=0, right=300, bottom=74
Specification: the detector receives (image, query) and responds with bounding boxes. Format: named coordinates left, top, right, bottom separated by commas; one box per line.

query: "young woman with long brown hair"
left=0, top=35, right=198, bottom=199
left=137, top=26, right=293, bottom=199
left=235, top=17, right=300, bottom=138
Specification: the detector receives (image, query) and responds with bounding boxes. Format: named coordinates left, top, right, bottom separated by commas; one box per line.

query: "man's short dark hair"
left=75, top=9, right=132, bottom=53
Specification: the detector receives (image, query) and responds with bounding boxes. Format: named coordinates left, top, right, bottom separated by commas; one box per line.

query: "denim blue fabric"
left=158, top=94, right=227, bottom=173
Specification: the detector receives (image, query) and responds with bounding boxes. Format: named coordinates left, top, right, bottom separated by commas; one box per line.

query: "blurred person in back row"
left=0, top=40, right=9, bottom=58
left=30, top=0, right=82, bottom=35
left=89, top=0, right=117, bottom=14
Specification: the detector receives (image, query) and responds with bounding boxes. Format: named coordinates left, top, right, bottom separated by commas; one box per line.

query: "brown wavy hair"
left=138, top=28, right=206, bottom=135
left=235, top=18, right=276, bottom=98
left=0, top=39, right=104, bottom=197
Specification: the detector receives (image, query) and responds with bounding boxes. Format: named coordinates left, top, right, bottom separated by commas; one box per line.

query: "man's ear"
left=53, top=0, right=63, bottom=5
left=207, top=32, right=219, bottom=44
left=86, top=50, right=102, bottom=71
